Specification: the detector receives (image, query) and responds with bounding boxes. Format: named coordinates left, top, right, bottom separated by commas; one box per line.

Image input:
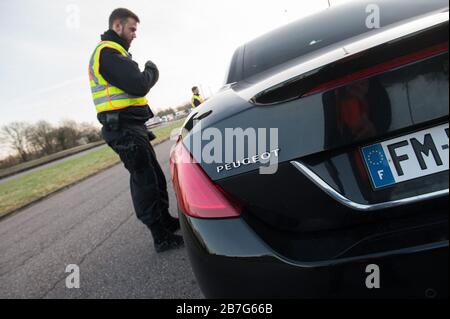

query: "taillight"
left=170, top=140, right=241, bottom=219
left=303, top=42, right=449, bottom=97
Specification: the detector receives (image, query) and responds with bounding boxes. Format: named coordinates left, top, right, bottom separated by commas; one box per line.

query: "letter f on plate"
left=377, top=170, right=384, bottom=180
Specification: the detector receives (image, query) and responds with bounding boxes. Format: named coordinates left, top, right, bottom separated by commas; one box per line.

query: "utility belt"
left=101, top=112, right=121, bottom=131
left=99, top=112, right=156, bottom=141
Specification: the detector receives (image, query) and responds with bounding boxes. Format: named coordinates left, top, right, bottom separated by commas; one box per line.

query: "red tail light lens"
left=170, top=141, right=241, bottom=219
left=304, top=42, right=449, bottom=97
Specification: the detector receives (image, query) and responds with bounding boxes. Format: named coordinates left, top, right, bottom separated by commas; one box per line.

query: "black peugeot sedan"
left=170, top=0, right=449, bottom=298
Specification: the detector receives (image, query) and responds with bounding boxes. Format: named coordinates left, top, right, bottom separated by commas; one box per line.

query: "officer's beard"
left=117, top=25, right=132, bottom=46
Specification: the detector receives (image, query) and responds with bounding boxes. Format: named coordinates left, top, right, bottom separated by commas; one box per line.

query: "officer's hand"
left=145, top=60, right=159, bottom=84
left=145, top=60, right=158, bottom=70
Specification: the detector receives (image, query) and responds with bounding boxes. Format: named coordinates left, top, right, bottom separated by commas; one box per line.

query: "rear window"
left=240, top=0, right=448, bottom=81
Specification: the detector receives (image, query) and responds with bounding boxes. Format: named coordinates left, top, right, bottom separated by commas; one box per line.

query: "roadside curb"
left=0, top=137, right=171, bottom=223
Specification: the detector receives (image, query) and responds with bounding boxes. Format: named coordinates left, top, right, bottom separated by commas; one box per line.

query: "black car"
left=170, top=0, right=449, bottom=298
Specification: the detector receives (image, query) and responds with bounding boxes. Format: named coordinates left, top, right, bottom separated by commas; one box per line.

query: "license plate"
left=361, top=123, right=449, bottom=189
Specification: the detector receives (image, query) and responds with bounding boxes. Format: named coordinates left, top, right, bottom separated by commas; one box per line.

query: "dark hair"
left=109, top=8, right=140, bottom=29
left=191, top=86, right=198, bottom=93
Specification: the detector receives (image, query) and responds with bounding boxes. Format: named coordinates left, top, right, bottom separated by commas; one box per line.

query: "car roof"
left=225, top=0, right=449, bottom=83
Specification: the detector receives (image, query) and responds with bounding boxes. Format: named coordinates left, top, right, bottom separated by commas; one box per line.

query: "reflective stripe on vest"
left=191, top=95, right=203, bottom=108
left=88, top=41, right=148, bottom=113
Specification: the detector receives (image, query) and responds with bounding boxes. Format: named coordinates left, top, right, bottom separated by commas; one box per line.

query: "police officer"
left=191, top=86, right=204, bottom=108
left=88, top=8, right=183, bottom=253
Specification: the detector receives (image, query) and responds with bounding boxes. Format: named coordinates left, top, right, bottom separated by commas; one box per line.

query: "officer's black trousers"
left=101, top=124, right=169, bottom=228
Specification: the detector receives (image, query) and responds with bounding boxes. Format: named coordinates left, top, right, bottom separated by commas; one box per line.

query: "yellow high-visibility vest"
left=191, top=94, right=204, bottom=108
left=88, top=41, right=148, bottom=113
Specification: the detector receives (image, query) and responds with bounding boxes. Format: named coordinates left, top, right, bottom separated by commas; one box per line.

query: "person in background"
left=191, top=86, right=204, bottom=108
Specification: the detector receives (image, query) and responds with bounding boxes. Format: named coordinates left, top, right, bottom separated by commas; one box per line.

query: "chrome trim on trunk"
left=291, top=160, right=449, bottom=212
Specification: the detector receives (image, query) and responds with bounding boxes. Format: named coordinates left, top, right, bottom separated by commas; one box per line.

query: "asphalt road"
left=0, top=140, right=204, bottom=299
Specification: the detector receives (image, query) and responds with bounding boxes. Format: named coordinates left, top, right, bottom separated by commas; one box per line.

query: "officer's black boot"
left=149, top=222, right=184, bottom=253
left=160, top=212, right=180, bottom=233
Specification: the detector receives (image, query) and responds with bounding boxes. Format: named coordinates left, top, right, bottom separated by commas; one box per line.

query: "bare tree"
left=0, top=122, right=30, bottom=161
left=78, top=122, right=102, bottom=143
left=157, top=108, right=176, bottom=117
left=27, top=121, right=56, bottom=155
left=176, top=102, right=191, bottom=113
left=55, top=120, right=81, bottom=150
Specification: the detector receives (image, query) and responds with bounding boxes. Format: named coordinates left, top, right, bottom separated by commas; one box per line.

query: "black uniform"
left=96, top=30, right=182, bottom=251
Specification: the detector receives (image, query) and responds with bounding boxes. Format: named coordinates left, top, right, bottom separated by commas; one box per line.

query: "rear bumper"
left=180, top=213, right=448, bottom=299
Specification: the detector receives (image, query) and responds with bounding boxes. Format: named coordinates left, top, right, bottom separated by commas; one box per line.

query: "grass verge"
left=0, top=119, right=185, bottom=218
left=0, top=141, right=106, bottom=179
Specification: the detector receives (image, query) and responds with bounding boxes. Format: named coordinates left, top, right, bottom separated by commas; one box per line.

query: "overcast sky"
left=0, top=0, right=345, bottom=126
left=0, top=0, right=358, bottom=157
